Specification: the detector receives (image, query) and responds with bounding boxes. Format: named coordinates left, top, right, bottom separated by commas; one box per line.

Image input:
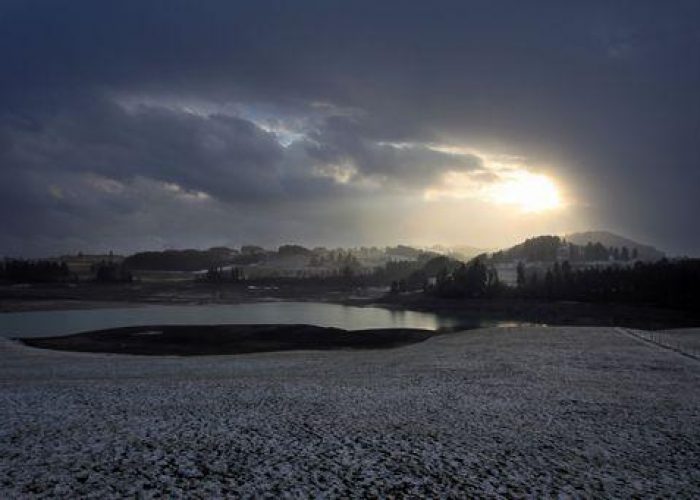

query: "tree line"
left=513, top=259, right=700, bottom=310
left=0, top=259, right=132, bottom=283
left=490, top=235, right=639, bottom=263
left=124, top=248, right=236, bottom=271
left=0, top=260, right=72, bottom=283
left=428, top=257, right=700, bottom=311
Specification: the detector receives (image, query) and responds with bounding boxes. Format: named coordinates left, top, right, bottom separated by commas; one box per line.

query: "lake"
left=0, top=302, right=516, bottom=338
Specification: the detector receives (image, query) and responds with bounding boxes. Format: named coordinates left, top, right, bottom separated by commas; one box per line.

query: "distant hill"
left=565, top=231, right=664, bottom=261
left=491, top=236, right=564, bottom=263
left=450, top=245, right=488, bottom=261
left=489, top=231, right=664, bottom=264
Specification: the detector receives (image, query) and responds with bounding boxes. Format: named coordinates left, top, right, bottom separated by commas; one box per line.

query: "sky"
left=1, top=1, right=699, bottom=257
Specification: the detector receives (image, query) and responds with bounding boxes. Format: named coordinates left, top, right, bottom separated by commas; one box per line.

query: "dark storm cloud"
left=1, top=95, right=288, bottom=201
left=1, top=0, right=699, bottom=254
left=304, top=115, right=482, bottom=188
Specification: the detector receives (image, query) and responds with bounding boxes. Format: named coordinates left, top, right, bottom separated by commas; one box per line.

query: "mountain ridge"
left=565, top=231, right=664, bottom=261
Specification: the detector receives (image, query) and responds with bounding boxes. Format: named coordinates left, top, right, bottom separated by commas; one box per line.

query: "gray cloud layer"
left=1, top=1, right=699, bottom=255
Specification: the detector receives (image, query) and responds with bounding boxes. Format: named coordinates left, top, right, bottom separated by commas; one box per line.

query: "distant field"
left=1, top=326, right=699, bottom=497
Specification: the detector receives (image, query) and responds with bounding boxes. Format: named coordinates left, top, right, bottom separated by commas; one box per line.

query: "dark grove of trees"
left=512, top=259, right=700, bottom=310
left=92, top=261, right=133, bottom=283
left=203, top=266, right=245, bottom=283
left=1, top=259, right=134, bottom=283
left=430, top=257, right=700, bottom=311
left=124, top=249, right=236, bottom=271
left=428, top=257, right=503, bottom=298
left=490, top=235, right=639, bottom=263
left=277, top=245, right=312, bottom=257
left=0, top=259, right=72, bottom=283
left=381, top=254, right=451, bottom=293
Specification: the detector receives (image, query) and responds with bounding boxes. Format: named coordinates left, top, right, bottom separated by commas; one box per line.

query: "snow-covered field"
left=661, top=328, right=700, bottom=353
left=1, top=326, right=699, bottom=497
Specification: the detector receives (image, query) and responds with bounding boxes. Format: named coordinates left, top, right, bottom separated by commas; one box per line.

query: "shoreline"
left=368, top=294, right=700, bottom=331
left=2, top=282, right=700, bottom=330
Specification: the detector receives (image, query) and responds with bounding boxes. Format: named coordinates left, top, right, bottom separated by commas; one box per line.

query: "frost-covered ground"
left=660, top=328, right=700, bottom=353
left=1, top=326, right=699, bottom=498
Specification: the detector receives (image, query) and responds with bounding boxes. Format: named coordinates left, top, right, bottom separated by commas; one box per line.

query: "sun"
left=487, top=171, right=562, bottom=213
left=423, top=157, right=566, bottom=213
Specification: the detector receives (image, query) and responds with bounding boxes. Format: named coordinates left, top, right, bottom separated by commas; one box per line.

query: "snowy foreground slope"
left=1, top=327, right=699, bottom=497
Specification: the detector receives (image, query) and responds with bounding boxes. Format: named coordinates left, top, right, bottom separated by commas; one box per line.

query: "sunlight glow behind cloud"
left=420, top=143, right=565, bottom=213
left=487, top=171, right=562, bottom=212
left=425, top=167, right=563, bottom=213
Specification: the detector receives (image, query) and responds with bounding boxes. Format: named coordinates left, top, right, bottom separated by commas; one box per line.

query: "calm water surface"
left=0, top=302, right=520, bottom=338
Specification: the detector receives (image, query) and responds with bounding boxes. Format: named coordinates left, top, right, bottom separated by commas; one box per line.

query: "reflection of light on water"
left=494, top=322, right=547, bottom=328
left=1, top=302, right=543, bottom=338
left=388, top=308, right=442, bottom=330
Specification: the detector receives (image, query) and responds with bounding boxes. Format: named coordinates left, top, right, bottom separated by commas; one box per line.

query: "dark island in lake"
left=20, top=324, right=434, bottom=356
